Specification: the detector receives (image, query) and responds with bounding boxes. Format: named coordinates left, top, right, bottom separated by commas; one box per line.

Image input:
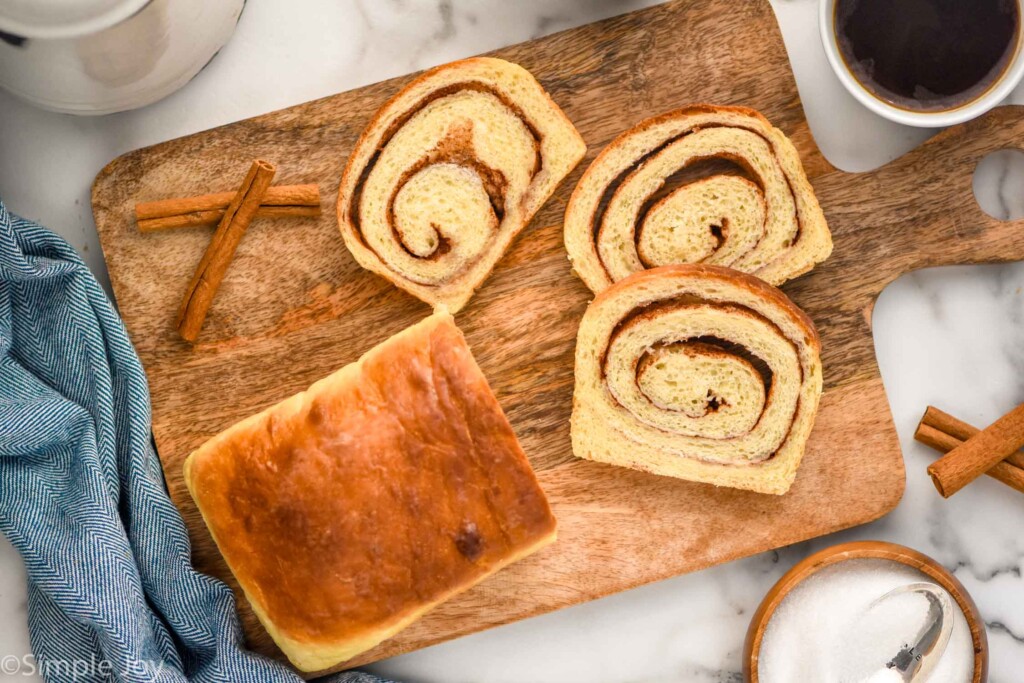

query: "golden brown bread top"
left=184, top=312, right=556, bottom=650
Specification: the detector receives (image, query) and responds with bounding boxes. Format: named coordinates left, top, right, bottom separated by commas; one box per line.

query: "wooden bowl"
left=743, top=540, right=988, bottom=682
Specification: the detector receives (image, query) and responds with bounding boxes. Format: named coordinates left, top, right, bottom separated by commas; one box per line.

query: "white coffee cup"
left=819, top=0, right=1024, bottom=127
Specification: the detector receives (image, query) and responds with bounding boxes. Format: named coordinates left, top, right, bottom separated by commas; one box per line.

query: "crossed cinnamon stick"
left=915, top=405, right=1024, bottom=497
left=136, top=184, right=320, bottom=232
left=136, top=160, right=322, bottom=343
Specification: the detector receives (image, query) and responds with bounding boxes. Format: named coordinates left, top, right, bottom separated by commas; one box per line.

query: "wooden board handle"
left=812, top=105, right=1024, bottom=303
left=913, top=106, right=1024, bottom=270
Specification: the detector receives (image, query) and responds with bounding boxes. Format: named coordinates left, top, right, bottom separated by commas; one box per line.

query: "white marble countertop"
left=2, top=1, right=1024, bottom=681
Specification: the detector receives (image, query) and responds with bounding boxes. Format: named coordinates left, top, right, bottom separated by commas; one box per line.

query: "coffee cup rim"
left=818, top=0, right=1024, bottom=128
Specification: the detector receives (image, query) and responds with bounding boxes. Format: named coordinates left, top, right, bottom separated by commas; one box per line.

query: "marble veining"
left=2, top=0, right=1024, bottom=681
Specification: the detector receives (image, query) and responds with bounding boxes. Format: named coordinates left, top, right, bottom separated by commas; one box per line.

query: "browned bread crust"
left=184, top=312, right=556, bottom=671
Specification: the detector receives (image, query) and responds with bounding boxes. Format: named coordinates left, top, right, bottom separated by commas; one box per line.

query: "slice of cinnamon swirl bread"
left=564, top=105, right=832, bottom=293
left=338, top=57, right=586, bottom=312
left=571, top=264, right=823, bottom=495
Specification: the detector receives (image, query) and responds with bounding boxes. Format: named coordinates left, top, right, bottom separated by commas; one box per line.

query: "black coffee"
left=835, top=0, right=1020, bottom=111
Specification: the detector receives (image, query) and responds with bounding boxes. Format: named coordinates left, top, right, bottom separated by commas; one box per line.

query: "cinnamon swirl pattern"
left=564, top=106, right=832, bottom=293
left=338, top=57, right=586, bottom=312
left=571, top=264, right=822, bottom=495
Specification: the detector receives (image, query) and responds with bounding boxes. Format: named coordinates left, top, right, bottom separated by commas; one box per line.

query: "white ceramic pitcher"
left=0, top=0, right=244, bottom=115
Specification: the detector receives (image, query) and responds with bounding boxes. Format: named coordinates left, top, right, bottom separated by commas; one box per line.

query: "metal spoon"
left=837, top=582, right=954, bottom=682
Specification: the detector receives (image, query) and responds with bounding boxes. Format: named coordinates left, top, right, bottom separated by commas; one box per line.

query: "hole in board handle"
left=973, top=148, right=1024, bottom=221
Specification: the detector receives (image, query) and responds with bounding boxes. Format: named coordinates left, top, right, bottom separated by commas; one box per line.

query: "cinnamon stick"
left=175, top=160, right=276, bottom=342
left=924, top=403, right=1024, bottom=497
left=136, top=184, right=319, bottom=232
left=915, top=421, right=1024, bottom=494
left=918, top=406, right=1024, bottom=470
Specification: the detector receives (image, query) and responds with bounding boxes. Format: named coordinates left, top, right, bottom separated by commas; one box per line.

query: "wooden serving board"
left=91, top=0, right=1024, bottom=671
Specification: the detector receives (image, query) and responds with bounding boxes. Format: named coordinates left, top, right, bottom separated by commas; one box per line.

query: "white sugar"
left=758, top=558, right=975, bottom=683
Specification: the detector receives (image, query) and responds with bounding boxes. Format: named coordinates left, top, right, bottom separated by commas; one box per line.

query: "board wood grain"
left=91, top=0, right=1024, bottom=673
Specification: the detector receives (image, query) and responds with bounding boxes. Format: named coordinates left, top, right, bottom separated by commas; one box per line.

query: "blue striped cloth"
left=0, top=199, right=389, bottom=682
